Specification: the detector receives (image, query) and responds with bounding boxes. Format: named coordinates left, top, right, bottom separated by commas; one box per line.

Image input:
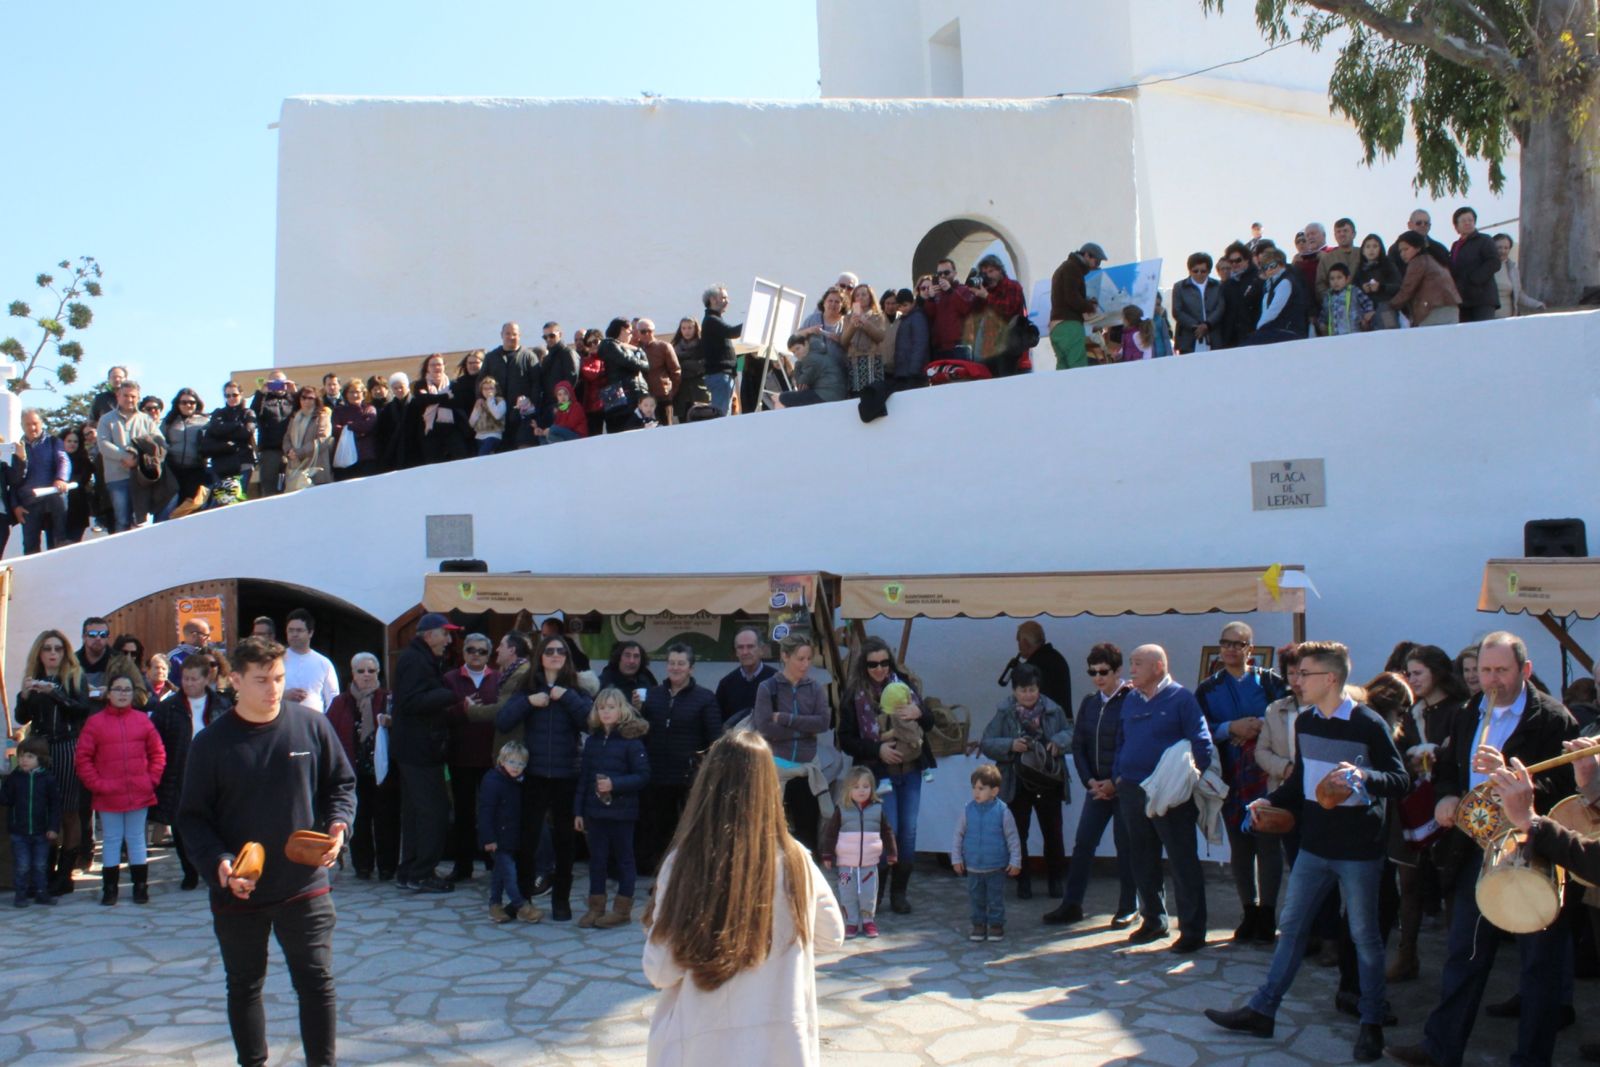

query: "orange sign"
left=176, top=596, right=224, bottom=644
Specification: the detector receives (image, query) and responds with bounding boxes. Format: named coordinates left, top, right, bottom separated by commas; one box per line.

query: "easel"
left=735, top=278, right=805, bottom=413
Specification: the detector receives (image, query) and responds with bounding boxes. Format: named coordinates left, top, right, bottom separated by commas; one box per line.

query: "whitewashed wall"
left=272, top=96, right=1136, bottom=366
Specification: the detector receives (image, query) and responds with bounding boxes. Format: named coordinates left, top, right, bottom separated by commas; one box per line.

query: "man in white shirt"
left=283, top=608, right=339, bottom=714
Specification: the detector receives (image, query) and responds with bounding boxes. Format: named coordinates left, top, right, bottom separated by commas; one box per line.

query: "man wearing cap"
left=1049, top=244, right=1105, bottom=370
left=391, top=612, right=464, bottom=894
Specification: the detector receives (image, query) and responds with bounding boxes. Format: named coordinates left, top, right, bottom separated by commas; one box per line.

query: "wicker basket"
left=926, top=698, right=971, bottom=758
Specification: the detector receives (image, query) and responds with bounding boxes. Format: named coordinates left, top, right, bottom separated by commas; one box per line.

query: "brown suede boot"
left=1386, top=942, right=1420, bottom=982
left=595, top=895, right=634, bottom=929
left=577, top=894, right=607, bottom=929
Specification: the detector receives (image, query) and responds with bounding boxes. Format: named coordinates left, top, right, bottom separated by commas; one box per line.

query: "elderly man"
left=1388, top=210, right=1451, bottom=276
left=1295, top=221, right=1329, bottom=291
left=10, top=408, right=71, bottom=553
left=1387, top=632, right=1578, bottom=1067
left=1048, top=243, right=1106, bottom=369
left=699, top=286, right=744, bottom=416
left=1113, top=644, right=1215, bottom=952
left=167, top=618, right=213, bottom=674
left=635, top=319, right=681, bottom=424
left=999, top=622, right=1072, bottom=720
left=716, top=627, right=777, bottom=727
left=392, top=612, right=464, bottom=895
left=96, top=378, right=161, bottom=530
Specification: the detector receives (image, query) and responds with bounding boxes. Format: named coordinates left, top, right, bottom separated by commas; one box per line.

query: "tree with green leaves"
left=1203, top=1, right=1598, bottom=305
left=38, top=388, right=97, bottom=437
left=3, top=256, right=104, bottom=394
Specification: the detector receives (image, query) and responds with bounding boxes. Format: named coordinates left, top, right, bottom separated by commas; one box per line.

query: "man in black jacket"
left=1448, top=206, right=1501, bottom=322
left=200, top=381, right=257, bottom=485
left=249, top=371, right=296, bottom=498
left=1387, top=631, right=1578, bottom=1067
left=1387, top=210, right=1452, bottom=277
left=483, top=322, right=541, bottom=449
left=999, top=621, right=1071, bottom=721
left=177, top=637, right=354, bottom=1067
left=537, top=322, right=579, bottom=425
left=392, top=613, right=463, bottom=894
left=699, top=285, right=743, bottom=416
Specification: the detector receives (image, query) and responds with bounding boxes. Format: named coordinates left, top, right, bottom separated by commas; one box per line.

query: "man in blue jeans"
left=1044, top=641, right=1138, bottom=927
left=1204, top=640, right=1407, bottom=1064
left=698, top=285, right=743, bottom=416
left=95, top=379, right=160, bottom=531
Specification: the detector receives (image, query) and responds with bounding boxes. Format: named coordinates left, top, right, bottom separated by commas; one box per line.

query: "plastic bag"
left=374, top=725, right=390, bottom=785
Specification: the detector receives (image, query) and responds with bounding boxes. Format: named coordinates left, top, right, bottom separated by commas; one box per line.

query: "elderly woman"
left=1492, top=233, right=1546, bottom=318
left=283, top=384, right=332, bottom=491
left=15, top=629, right=93, bottom=894
left=331, top=377, right=380, bottom=480
left=752, top=633, right=833, bottom=852
left=145, top=653, right=175, bottom=705
left=836, top=637, right=933, bottom=914
left=374, top=372, right=410, bottom=470
left=327, top=652, right=400, bottom=880
left=1195, top=621, right=1289, bottom=942
left=1391, top=231, right=1462, bottom=327
left=981, top=663, right=1072, bottom=899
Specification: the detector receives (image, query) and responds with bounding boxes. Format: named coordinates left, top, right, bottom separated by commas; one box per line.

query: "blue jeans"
left=967, top=869, right=1006, bottom=926
left=1118, top=782, right=1206, bottom=935
left=475, top=436, right=500, bottom=457
left=21, top=494, right=67, bottom=553
left=105, top=479, right=133, bottom=532
left=880, top=769, right=922, bottom=862
left=1248, top=850, right=1386, bottom=1024
left=584, top=818, right=637, bottom=897
left=488, top=848, right=524, bottom=908
left=545, top=426, right=580, bottom=444
left=1422, top=848, right=1564, bottom=1067
left=1063, top=792, right=1138, bottom=913
left=705, top=372, right=735, bottom=415
left=11, top=833, right=49, bottom=899
left=102, top=808, right=149, bottom=866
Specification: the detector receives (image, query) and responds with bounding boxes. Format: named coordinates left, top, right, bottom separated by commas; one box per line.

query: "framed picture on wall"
left=1197, top=645, right=1276, bottom=686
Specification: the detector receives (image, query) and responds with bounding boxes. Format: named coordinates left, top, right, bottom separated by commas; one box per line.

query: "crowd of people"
left=6, top=603, right=1600, bottom=1064
left=0, top=204, right=1547, bottom=556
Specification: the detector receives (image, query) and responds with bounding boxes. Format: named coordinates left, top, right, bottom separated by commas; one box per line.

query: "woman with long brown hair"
left=15, top=629, right=92, bottom=894
left=643, top=730, right=843, bottom=1065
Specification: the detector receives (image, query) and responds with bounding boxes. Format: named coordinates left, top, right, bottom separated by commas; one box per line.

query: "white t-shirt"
left=284, top=647, right=340, bottom=713
left=190, top=694, right=209, bottom=736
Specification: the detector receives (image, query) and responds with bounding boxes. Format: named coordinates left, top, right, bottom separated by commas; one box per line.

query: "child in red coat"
left=75, top=676, right=166, bottom=905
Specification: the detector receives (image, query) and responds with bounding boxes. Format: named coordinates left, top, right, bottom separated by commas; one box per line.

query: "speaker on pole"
left=439, top=558, right=489, bottom=573
left=1523, top=519, right=1587, bottom=558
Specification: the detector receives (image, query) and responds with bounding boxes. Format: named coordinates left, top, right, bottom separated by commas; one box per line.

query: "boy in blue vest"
left=952, top=763, right=1021, bottom=942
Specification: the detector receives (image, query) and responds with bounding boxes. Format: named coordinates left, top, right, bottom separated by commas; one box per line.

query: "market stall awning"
left=1478, top=558, right=1600, bottom=620
left=422, top=572, right=834, bottom=618
left=838, top=566, right=1308, bottom=620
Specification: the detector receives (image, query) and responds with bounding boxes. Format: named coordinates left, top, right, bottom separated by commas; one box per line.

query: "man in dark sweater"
left=698, top=285, right=743, bottom=416
left=998, top=622, right=1071, bottom=721
left=392, top=613, right=464, bottom=894
left=1448, top=205, right=1502, bottom=322
left=176, top=637, right=355, bottom=1067
left=714, top=627, right=776, bottom=726
left=1204, top=641, right=1406, bottom=1064
left=1387, top=631, right=1577, bottom=1067
left=483, top=322, right=542, bottom=449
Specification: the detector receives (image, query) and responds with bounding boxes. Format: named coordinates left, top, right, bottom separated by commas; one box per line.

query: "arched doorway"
left=912, top=218, right=1024, bottom=288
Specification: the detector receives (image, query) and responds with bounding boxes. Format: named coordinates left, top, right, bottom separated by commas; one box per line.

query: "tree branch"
left=1300, top=0, right=1524, bottom=82
left=1440, top=0, right=1509, bottom=53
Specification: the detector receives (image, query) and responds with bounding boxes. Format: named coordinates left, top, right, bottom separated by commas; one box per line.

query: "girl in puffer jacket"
left=573, top=688, right=650, bottom=929
left=74, top=677, right=166, bottom=906
left=819, top=766, right=897, bottom=939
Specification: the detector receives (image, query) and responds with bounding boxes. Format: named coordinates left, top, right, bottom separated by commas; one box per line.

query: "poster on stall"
left=176, top=596, right=224, bottom=644
left=767, top=575, right=815, bottom=643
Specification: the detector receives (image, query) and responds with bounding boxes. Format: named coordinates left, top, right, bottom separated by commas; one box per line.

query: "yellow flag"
left=1261, top=562, right=1283, bottom=603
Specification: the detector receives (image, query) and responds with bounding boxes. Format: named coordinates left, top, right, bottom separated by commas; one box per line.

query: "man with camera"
left=249, top=371, right=297, bottom=498
left=927, top=258, right=977, bottom=360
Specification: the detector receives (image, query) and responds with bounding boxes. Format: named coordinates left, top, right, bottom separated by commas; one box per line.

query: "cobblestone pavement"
left=0, top=849, right=1559, bottom=1065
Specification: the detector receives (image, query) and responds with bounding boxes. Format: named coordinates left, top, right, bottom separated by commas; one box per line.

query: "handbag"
left=1018, top=739, right=1066, bottom=794
left=599, top=383, right=630, bottom=413
left=331, top=427, right=359, bottom=469
left=925, top=698, right=970, bottom=757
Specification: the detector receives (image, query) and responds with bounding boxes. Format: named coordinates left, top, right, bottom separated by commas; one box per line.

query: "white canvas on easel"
left=735, top=278, right=805, bottom=412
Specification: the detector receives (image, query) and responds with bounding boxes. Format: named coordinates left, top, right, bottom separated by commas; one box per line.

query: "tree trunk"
left=1517, top=98, right=1599, bottom=306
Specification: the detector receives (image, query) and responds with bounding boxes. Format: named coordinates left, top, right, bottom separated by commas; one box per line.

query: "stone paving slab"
left=0, top=849, right=1573, bottom=1064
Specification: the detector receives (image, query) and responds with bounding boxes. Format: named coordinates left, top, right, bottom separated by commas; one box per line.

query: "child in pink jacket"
left=75, top=675, right=166, bottom=906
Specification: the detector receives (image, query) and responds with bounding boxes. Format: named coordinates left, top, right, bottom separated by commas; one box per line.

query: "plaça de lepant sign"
left=1250, top=458, right=1326, bottom=511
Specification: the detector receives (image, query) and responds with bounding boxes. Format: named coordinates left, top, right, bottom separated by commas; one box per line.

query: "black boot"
left=890, top=863, right=912, bottom=915
left=100, top=865, right=120, bottom=906
left=1353, top=1023, right=1384, bottom=1063
left=1046, top=867, right=1064, bottom=900
left=130, top=863, right=150, bottom=904
left=549, top=874, right=573, bottom=921
left=49, top=847, right=77, bottom=895
left=1233, top=903, right=1258, bottom=941
left=1016, top=871, right=1033, bottom=900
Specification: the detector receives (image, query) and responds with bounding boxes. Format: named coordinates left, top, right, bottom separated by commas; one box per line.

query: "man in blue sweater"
left=1113, top=644, right=1215, bottom=953
left=1204, top=641, right=1407, bottom=1064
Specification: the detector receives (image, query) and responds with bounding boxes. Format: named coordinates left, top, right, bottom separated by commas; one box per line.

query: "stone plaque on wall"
left=425, top=514, right=474, bottom=558
left=1251, top=459, right=1326, bottom=511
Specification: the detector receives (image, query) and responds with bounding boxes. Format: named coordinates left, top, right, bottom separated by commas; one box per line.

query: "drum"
left=1456, top=781, right=1508, bottom=848
left=1475, top=831, right=1562, bottom=934
left=1547, top=795, right=1600, bottom=889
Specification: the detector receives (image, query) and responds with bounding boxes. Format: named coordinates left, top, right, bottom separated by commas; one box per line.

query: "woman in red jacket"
left=75, top=675, right=166, bottom=905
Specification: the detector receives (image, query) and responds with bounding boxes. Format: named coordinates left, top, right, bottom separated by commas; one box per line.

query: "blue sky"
left=1, top=2, right=820, bottom=414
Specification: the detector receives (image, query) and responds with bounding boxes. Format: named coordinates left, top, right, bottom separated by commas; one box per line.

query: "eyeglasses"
left=936, top=269, right=954, bottom=277
left=1087, top=667, right=1113, bottom=677
left=1219, top=639, right=1251, bottom=650
left=465, top=647, right=491, bottom=655
left=1226, top=256, right=1245, bottom=264
left=85, top=629, right=109, bottom=638
left=542, top=648, right=568, bottom=658
left=353, top=667, right=378, bottom=674
left=178, top=398, right=196, bottom=406
left=542, top=333, right=558, bottom=341
left=865, top=659, right=891, bottom=669
left=41, top=644, right=64, bottom=653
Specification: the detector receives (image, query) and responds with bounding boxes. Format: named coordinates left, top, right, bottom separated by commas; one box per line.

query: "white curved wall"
left=13, top=311, right=1598, bottom=708
left=272, top=96, right=1136, bottom=366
